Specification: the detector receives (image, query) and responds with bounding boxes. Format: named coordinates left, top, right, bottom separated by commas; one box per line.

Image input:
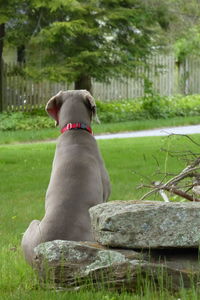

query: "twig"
left=166, top=133, right=200, bottom=147
left=161, top=186, right=200, bottom=202
left=140, top=184, right=200, bottom=202
left=140, top=135, right=200, bottom=203
left=140, top=186, right=162, bottom=200
left=32, top=10, right=43, bottom=36
left=159, top=189, right=170, bottom=202
left=158, top=167, right=200, bottom=190
left=154, top=181, right=169, bottom=202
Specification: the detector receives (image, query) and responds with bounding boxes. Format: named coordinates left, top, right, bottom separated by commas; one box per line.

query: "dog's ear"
left=82, top=90, right=100, bottom=123
left=45, top=91, right=63, bottom=126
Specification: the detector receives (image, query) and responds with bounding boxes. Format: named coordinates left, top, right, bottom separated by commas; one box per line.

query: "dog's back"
left=21, top=90, right=111, bottom=265
left=43, top=129, right=110, bottom=241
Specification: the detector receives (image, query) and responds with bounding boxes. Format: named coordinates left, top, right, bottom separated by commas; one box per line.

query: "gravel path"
left=3, top=124, right=200, bottom=146
left=95, top=124, right=200, bottom=140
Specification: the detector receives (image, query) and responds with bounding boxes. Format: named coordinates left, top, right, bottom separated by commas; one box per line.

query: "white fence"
left=2, top=54, right=200, bottom=111
left=93, top=54, right=200, bottom=100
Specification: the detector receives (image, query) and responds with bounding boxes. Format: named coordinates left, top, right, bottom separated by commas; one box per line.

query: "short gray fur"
left=21, top=90, right=111, bottom=266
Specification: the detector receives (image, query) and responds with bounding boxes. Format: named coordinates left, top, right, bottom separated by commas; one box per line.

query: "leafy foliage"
left=174, top=26, right=200, bottom=62
left=3, top=0, right=200, bottom=89
left=98, top=94, right=200, bottom=122
left=1, top=94, right=200, bottom=131
left=5, top=0, right=174, bottom=86
left=0, top=111, right=53, bottom=131
left=167, top=1, right=200, bottom=61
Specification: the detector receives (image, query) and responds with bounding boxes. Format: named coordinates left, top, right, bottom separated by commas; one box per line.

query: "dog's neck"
left=61, top=122, right=93, bottom=135
left=58, top=98, right=92, bottom=129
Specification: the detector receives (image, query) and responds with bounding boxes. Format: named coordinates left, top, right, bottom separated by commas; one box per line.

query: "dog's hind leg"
left=21, top=220, right=43, bottom=266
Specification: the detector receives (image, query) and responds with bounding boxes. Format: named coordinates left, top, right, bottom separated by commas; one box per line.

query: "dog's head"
left=46, top=90, right=98, bottom=128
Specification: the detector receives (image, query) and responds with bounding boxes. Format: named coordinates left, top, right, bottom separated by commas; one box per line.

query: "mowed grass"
left=1, top=115, right=200, bottom=144
left=1, top=135, right=200, bottom=299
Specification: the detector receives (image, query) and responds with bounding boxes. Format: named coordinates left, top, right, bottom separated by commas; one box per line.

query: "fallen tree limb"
left=140, top=183, right=200, bottom=202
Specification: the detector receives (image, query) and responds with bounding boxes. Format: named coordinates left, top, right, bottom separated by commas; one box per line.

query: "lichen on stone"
left=84, top=250, right=127, bottom=274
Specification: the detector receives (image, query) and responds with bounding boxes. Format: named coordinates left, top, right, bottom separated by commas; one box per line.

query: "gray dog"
left=21, top=90, right=111, bottom=265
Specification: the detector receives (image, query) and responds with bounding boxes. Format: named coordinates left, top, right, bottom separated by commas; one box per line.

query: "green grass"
left=1, top=135, right=200, bottom=299
left=1, top=289, right=193, bottom=300
left=1, top=115, right=200, bottom=144
left=94, top=115, right=200, bottom=134
left=0, top=128, right=59, bottom=144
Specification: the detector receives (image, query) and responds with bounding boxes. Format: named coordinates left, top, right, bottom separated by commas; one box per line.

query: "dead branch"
left=140, top=134, right=200, bottom=203
left=140, top=183, right=200, bottom=202
left=161, top=186, right=200, bottom=202
left=140, top=164, right=200, bottom=202
left=162, top=166, right=200, bottom=187
left=165, top=133, right=200, bottom=147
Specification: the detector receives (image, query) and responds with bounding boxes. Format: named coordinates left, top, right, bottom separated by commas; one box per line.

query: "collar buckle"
left=67, top=123, right=73, bottom=130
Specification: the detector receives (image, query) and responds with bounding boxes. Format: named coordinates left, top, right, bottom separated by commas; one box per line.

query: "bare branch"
left=161, top=186, right=200, bottom=202
left=163, top=132, right=200, bottom=147
left=140, top=135, right=200, bottom=203
left=140, top=183, right=200, bottom=202
left=162, top=166, right=200, bottom=187
left=140, top=186, right=162, bottom=200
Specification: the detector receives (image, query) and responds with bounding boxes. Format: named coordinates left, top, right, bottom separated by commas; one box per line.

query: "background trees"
left=0, top=0, right=18, bottom=111
left=3, top=0, right=176, bottom=93
left=1, top=0, right=200, bottom=96
left=0, top=0, right=32, bottom=111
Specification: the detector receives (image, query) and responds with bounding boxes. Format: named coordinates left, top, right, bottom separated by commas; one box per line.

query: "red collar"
left=61, top=123, right=93, bottom=135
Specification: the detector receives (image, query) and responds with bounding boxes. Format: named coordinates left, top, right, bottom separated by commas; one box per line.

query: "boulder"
left=33, top=240, right=199, bottom=291
left=33, top=240, right=140, bottom=290
left=89, top=201, right=200, bottom=249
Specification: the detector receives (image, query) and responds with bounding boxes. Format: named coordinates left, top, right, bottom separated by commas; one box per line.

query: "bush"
left=0, top=111, right=53, bottom=131
left=97, top=94, right=200, bottom=122
left=96, top=99, right=145, bottom=122
left=1, top=94, right=200, bottom=131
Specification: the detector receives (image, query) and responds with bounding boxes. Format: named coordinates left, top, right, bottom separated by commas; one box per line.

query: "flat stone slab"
left=33, top=240, right=141, bottom=290
left=33, top=240, right=200, bottom=291
left=89, top=201, right=200, bottom=249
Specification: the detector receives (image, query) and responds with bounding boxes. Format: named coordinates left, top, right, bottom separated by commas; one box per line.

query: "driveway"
left=95, top=124, right=200, bottom=140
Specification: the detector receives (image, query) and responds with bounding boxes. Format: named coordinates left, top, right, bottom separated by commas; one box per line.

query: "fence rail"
left=2, top=63, right=73, bottom=111
left=2, top=54, right=200, bottom=111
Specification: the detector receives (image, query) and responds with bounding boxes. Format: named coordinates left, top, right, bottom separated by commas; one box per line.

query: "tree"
left=160, top=0, right=200, bottom=62
left=0, top=0, right=33, bottom=111
left=0, top=0, right=12, bottom=112
left=6, top=0, right=176, bottom=93
left=4, top=0, right=200, bottom=96
left=0, top=23, right=5, bottom=112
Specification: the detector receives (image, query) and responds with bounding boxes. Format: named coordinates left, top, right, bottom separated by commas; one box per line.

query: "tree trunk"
left=75, top=74, right=93, bottom=94
left=17, top=45, right=26, bottom=63
left=0, top=23, right=5, bottom=113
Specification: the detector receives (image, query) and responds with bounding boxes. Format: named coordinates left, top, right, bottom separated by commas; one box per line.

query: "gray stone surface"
left=34, top=240, right=141, bottom=290
left=89, top=201, right=200, bottom=248
left=33, top=240, right=199, bottom=291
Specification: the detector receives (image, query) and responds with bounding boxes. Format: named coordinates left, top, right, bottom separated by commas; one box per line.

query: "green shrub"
left=97, top=94, right=200, bottom=122
left=141, top=95, right=170, bottom=119
left=96, top=99, right=145, bottom=122
left=0, top=111, right=53, bottom=131
left=1, top=94, right=200, bottom=131
left=169, top=94, right=200, bottom=117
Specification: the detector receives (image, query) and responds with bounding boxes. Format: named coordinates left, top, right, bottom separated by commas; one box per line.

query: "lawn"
left=1, top=134, right=200, bottom=299
left=0, top=115, right=200, bottom=144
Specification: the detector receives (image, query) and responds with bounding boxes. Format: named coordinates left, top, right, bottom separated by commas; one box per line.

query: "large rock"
left=89, top=201, right=200, bottom=249
left=33, top=240, right=199, bottom=291
left=33, top=240, right=141, bottom=290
